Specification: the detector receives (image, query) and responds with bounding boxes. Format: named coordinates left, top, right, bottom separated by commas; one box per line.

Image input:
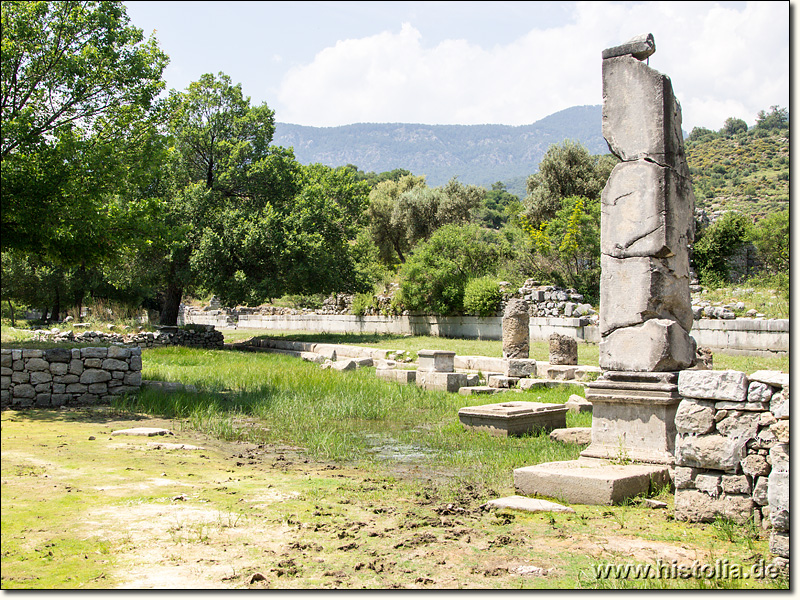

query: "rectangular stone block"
left=488, top=375, right=519, bottom=389
left=514, top=458, right=670, bottom=505
left=376, top=369, right=416, bottom=384
left=679, top=367, right=749, bottom=402
left=674, top=489, right=753, bottom=524
left=506, top=359, right=536, bottom=378
left=599, top=318, right=695, bottom=372
left=675, top=433, right=745, bottom=473
left=544, top=365, right=577, bottom=381
left=601, top=160, right=693, bottom=262
left=417, top=350, right=455, bottom=373
left=600, top=254, right=692, bottom=336
left=601, top=55, right=685, bottom=168
left=459, top=401, right=567, bottom=437
left=415, top=370, right=467, bottom=393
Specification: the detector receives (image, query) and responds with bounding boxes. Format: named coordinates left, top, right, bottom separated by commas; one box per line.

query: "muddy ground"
left=0, top=408, right=782, bottom=589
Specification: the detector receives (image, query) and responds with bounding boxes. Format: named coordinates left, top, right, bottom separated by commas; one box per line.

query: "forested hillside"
left=274, top=105, right=607, bottom=196
left=685, top=109, right=789, bottom=219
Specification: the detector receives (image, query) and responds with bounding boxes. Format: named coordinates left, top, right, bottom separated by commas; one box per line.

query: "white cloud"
left=276, top=1, right=788, bottom=130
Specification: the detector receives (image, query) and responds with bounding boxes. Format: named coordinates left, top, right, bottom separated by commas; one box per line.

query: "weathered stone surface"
left=694, top=474, right=721, bottom=497
left=129, top=355, right=142, bottom=371
left=714, top=411, right=759, bottom=438
left=675, top=434, right=745, bottom=473
left=107, top=346, right=132, bottom=359
left=514, top=458, right=670, bottom=505
left=674, top=398, right=715, bottom=435
left=502, top=299, right=530, bottom=359
left=674, top=489, right=753, bottom=524
left=68, top=360, right=84, bottom=376
left=13, top=384, right=35, bottom=398
left=544, top=365, right=577, bottom=380
left=79, top=369, right=112, bottom=384
left=769, top=531, right=789, bottom=558
left=602, top=32, right=656, bottom=60
left=25, top=358, right=49, bottom=371
left=101, top=358, right=129, bottom=372
left=29, top=371, right=52, bottom=386
left=44, top=348, right=72, bottom=363
left=677, top=369, right=748, bottom=403
left=720, top=474, right=750, bottom=495
left=601, top=160, right=693, bottom=264
left=747, top=381, right=773, bottom=404
left=752, top=476, right=769, bottom=505
left=487, top=375, right=519, bottom=389
left=416, top=371, right=469, bottom=393
left=49, top=362, right=69, bottom=376
left=768, top=444, right=789, bottom=531
left=740, top=454, right=770, bottom=477
left=673, top=466, right=700, bottom=489
left=602, top=54, right=686, bottom=168
left=506, top=359, right=536, bottom=378
left=748, top=370, right=789, bottom=388
left=548, top=333, right=577, bottom=366
left=331, top=359, right=356, bottom=372
left=599, top=318, right=695, bottom=372
left=459, top=401, right=567, bottom=436
left=485, top=495, right=575, bottom=514
left=376, top=369, right=416, bottom=384
left=549, top=427, right=592, bottom=445
left=81, top=347, right=107, bottom=358
left=565, top=394, right=592, bottom=414
left=417, top=350, right=455, bottom=373
left=770, top=390, right=788, bottom=420
left=770, top=421, right=789, bottom=444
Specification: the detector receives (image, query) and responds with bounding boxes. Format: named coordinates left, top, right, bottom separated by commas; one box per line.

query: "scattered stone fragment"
left=484, top=495, right=575, bottom=514
left=110, top=427, right=174, bottom=437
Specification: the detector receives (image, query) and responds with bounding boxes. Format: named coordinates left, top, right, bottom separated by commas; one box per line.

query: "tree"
left=477, top=182, right=520, bottom=229
left=366, top=174, right=428, bottom=265
left=1, top=1, right=168, bottom=260
left=398, top=224, right=510, bottom=315
left=523, top=141, right=615, bottom=226
left=755, top=106, right=789, bottom=131
left=692, top=211, right=751, bottom=286
left=749, top=209, right=789, bottom=273
left=721, top=117, right=748, bottom=136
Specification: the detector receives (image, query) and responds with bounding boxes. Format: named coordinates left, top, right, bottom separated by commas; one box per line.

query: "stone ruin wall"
left=1, top=346, right=143, bottom=409
left=673, top=369, right=789, bottom=565
left=30, top=324, right=225, bottom=349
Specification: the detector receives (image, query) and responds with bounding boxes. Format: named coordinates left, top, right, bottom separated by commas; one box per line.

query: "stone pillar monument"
left=502, top=299, right=530, bottom=359
left=581, top=33, right=696, bottom=464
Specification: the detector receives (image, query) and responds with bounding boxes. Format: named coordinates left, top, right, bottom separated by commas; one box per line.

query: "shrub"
left=398, top=224, right=509, bottom=315
left=463, top=277, right=502, bottom=317
left=351, top=292, right=375, bottom=317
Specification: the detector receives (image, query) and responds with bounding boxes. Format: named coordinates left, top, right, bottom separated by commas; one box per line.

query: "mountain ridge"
left=273, top=105, right=607, bottom=196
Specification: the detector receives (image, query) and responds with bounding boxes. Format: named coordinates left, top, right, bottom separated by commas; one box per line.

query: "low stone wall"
left=32, top=325, right=225, bottom=349
left=204, top=312, right=786, bottom=355
left=673, top=369, right=789, bottom=564
left=1, top=347, right=143, bottom=408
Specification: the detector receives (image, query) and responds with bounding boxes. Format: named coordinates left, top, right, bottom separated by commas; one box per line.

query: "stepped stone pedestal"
left=580, top=372, right=681, bottom=465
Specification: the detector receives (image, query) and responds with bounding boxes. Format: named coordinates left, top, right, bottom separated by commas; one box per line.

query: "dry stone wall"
left=1, top=346, right=142, bottom=408
left=32, top=325, right=224, bottom=349
left=674, top=369, right=789, bottom=564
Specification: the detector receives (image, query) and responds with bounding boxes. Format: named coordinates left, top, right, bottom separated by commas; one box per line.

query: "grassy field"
left=2, top=344, right=787, bottom=589
left=220, top=329, right=789, bottom=375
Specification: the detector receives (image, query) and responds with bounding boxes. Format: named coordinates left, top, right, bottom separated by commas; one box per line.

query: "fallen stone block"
left=506, top=359, right=536, bottom=378
left=375, top=369, right=416, bottom=384
left=488, top=375, right=519, bottom=389
left=545, top=365, right=577, bottom=381
left=514, top=458, right=670, bottom=505
left=417, top=349, right=455, bottom=373
left=518, top=379, right=577, bottom=391
left=549, top=427, right=592, bottom=445
left=484, top=495, right=575, bottom=514
left=458, top=386, right=511, bottom=396
left=458, top=401, right=567, bottom=437
left=111, top=427, right=174, bottom=437
left=565, top=394, right=592, bottom=414
left=416, top=370, right=469, bottom=393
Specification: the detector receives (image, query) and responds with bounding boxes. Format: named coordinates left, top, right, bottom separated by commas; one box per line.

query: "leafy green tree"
left=398, top=224, right=510, bottom=315
left=477, top=182, right=520, bottom=229
left=520, top=195, right=601, bottom=302
left=755, top=106, right=789, bottom=131
left=749, top=209, right=789, bottom=273
left=463, top=276, right=503, bottom=317
left=366, top=174, right=427, bottom=265
left=721, top=117, right=748, bottom=136
left=523, top=141, right=615, bottom=226
left=693, top=211, right=752, bottom=286
left=1, top=0, right=168, bottom=261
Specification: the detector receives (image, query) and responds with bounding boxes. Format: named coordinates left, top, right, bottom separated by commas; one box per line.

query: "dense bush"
left=463, top=277, right=503, bottom=317
left=398, top=224, right=509, bottom=315
left=351, top=292, right=376, bottom=317
left=693, top=211, right=751, bottom=287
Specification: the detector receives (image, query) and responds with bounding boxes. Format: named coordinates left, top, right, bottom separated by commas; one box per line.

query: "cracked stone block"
left=601, top=160, right=693, bottom=261
left=677, top=369, right=748, bottom=403
left=599, top=318, right=695, bottom=372
left=600, top=254, right=692, bottom=336
left=502, top=299, right=530, bottom=359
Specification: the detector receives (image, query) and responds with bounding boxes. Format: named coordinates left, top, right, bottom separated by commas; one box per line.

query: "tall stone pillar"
left=582, top=34, right=696, bottom=464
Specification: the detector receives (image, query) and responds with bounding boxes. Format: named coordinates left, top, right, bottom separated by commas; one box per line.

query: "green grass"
left=114, top=346, right=590, bottom=495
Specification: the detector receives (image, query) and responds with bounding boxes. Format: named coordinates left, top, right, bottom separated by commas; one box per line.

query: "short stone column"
left=502, top=299, right=529, bottom=359
left=548, top=333, right=577, bottom=366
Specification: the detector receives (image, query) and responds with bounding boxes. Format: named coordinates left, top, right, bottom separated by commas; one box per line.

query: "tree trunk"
left=160, top=281, right=183, bottom=326
left=7, top=299, right=15, bottom=327
left=51, top=288, right=61, bottom=323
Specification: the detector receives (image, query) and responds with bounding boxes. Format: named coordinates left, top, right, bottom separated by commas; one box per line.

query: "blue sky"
left=124, top=1, right=789, bottom=131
